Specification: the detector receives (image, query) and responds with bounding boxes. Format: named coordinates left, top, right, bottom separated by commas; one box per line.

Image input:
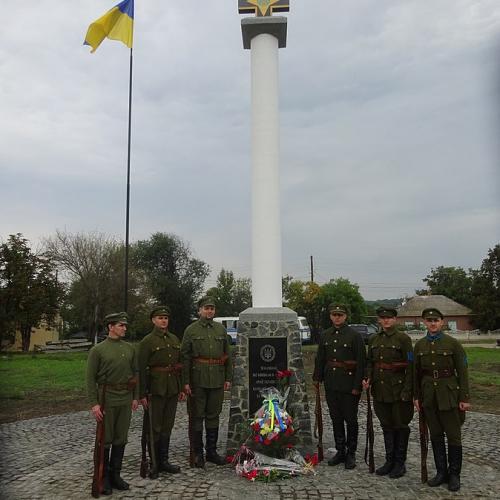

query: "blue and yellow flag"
left=84, top=0, right=134, bottom=53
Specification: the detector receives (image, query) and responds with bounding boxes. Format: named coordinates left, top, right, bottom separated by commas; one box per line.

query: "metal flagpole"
left=124, top=47, right=133, bottom=313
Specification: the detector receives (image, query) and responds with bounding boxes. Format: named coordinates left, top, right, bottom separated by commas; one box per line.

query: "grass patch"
left=0, top=352, right=88, bottom=399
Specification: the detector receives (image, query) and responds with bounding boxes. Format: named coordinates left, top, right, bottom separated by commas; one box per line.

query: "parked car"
left=349, top=323, right=378, bottom=344
left=214, top=316, right=312, bottom=344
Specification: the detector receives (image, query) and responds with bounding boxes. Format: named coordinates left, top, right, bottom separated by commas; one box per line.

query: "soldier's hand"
left=351, top=389, right=360, bottom=396
left=131, top=399, right=139, bottom=411
left=139, top=397, right=149, bottom=409
left=178, top=392, right=186, bottom=402
left=459, top=401, right=471, bottom=411
left=91, top=404, right=103, bottom=422
left=184, top=384, right=192, bottom=396
left=362, top=378, right=370, bottom=390
left=414, top=399, right=421, bottom=412
left=224, top=381, right=231, bottom=391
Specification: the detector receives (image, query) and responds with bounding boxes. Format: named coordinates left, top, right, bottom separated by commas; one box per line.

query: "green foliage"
left=0, top=234, right=63, bottom=351
left=318, top=277, right=367, bottom=329
left=207, top=269, right=252, bottom=316
left=417, top=266, right=473, bottom=307
left=470, top=245, right=500, bottom=331
left=132, top=232, right=210, bottom=335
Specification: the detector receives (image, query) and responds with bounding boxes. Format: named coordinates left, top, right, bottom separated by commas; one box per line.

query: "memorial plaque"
left=248, top=337, right=287, bottom=415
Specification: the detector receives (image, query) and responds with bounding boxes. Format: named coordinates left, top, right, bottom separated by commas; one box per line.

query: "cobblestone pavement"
left=1, top=401, right=499, bottom=499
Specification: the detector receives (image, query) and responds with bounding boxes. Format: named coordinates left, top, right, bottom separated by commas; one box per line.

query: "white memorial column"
left=242, top=17, right=287, bottom=308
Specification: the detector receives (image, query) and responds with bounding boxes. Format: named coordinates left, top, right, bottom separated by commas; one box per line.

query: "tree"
left=318, top=278, right=367, bottom=330
left=132, top=232, right=210, bottom=335
left=44, top=230, right=132, bottom=340
left=0, top=234, right=63, bottom=351
left=417, top=266, right=472, bottom=307
left=207, top=269, right=252, bottom=316
left=470, top=245, right=500, bottom=331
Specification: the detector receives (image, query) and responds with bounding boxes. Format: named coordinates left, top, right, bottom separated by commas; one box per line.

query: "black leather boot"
left=102, top=447, right=112, bottom=495
left=428, top=437, right=448, bottom=487
left=447, top=444, right=462, bottom=492
left=344, top=426, right=358, bottom=470
left=205, top=428, right=226, bottom=465
left=389, top=428, right=409, bottom=479
left=193, top=430, right=205, bottom=468
left=328, top=428, right=346, bottom=466
left=158, top=435, right=181, bottom=473
left=110, top=445, right=129, bottom=490
left=376, top=430, right=395, bottom=476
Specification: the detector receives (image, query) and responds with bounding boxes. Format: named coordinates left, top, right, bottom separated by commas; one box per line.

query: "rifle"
left=140, top=406, right=149, bottom=478
left=91, top=385, right=106, bottom=498
left=187, top=394, right=195, bottom=467
left=313, top=385, right=324, bottom=461
left=147, top=394, right=158, bottom=478
left=419, top=407, right=429, bottom=483
left=364, top=387, right=375, bottom=473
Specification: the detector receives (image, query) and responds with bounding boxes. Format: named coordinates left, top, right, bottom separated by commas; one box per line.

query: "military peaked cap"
left=150, top=305, right=171, bottom=319
left=198, top=296, right=216, bottom=308
left=422, top=307, right=444, bottom=319
left=376, top=306, right=398, bottom=318
left=104, top=312, right=128, bottom=325
left=328, top=303, right=348, bottom=314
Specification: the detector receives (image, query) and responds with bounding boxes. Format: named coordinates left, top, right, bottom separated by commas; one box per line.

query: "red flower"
left=276, top=370, right=285, bottom=379
left=251, top=422, right=261, bottom=431
left=254, top=435, right=261, bottom=443
left=282, top=369, right=293, bottom=377
left=244, top=469, right=258, bottom=481
left=305, top=452, right=319, bottom=466
left=226, top=455, right=234, bottom=464
left=285, top=426, right=294, bottom=436
left=286, top=443, right=294, bottom=449
left=263, top=438, right=271, bottom=445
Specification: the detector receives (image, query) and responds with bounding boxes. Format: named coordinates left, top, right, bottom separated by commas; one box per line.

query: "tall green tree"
left=207, top=268, right=252, bottom=316
left=0, top=234, right=63, bottom=351
left=470, top=244, right=500, bottom=331
left=132, top=232, right=210, bottom=335
left=319, top=278, right=367, bottom=329
left=417, top=266, right=472, bottom=307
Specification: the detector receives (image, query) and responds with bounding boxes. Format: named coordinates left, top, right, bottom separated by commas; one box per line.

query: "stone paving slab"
left=0, top=401, right=499, bottom=499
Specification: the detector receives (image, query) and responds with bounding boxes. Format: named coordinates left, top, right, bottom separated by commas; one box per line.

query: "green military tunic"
left=414, top=331, right=470, bottom=445
left=366, top=326, right=413, bottom=429
left=138, top=327, right=182, bottom=438
left=181, top=318, right=232, bottom=431
left=86, top=337, right=138, bottom=446
left=313, top=324, right=365, bottom=393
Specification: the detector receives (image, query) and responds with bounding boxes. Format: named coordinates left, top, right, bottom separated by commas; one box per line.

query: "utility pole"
left=310, top=255, right=314, bottom=282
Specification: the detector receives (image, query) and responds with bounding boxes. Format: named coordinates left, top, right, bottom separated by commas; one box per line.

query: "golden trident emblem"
left=238, top=0, right=290, bottom=17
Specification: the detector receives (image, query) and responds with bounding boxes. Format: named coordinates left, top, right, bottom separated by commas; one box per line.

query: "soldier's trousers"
left=191, top=386, right=224, bottom=431
left=374, top=400, right=414, bottom=430
left=151, top=393, right=178, bottom=441
left=325, top=390, right=360, bottom=445
left=424, top=405, right=463, bottom=445
left=104, top=404, right=132, bottom=446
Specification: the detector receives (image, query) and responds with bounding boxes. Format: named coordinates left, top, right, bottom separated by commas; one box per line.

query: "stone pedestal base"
left=226, top=307, right=312, bottom=453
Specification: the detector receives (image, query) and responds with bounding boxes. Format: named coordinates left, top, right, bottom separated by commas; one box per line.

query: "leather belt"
left=375, top=361, right=408, bottom=372
left=151, top=363, right=182, bottom=373
left=100, top=376, right=137, bottom=391
left=327, top=360, right=357, bottom=369
left=194, top=354, right=228, bottom=366
left=421, top=368, right=455, bottom=379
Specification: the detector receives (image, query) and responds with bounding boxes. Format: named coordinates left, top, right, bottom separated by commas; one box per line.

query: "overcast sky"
left=1, top=0, right=499, bottom=300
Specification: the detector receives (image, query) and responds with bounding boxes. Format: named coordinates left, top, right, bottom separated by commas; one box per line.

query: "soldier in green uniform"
left=313, top=303, right=366, bottom=469
left=86, top=312, right=139, bottom=495
left=138, top=306, right=185, bottom=476
left=414, top=308, right=470, bottom=492
left=362, top=307, right=413, bottom=478
left=181, top=296, right=233, bottom=468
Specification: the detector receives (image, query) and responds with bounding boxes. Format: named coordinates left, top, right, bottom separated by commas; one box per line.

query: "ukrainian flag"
left=84, top=0, right=134, bottom=53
